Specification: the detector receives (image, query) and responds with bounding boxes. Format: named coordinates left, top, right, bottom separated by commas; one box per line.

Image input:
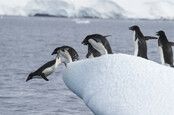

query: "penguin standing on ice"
left=52, top=46, right=79, bottom=63
left=26, top=53, right=67, bottom=82
left=82, top=34, right=113, bottom=56
left=156, top=30, right=174, bottom=67
left=129, top=25, right=157, bottom=59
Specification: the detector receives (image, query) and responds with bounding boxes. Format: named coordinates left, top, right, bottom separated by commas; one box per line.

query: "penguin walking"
left=52, top=46, right=79, bottom=63
left=26, top=53, right=67, bottom=82
left=156, top=30, right=174, bottom=67
left=82, top=34, right=113, bottom=56
left=129, top=25, right=157, bottom=59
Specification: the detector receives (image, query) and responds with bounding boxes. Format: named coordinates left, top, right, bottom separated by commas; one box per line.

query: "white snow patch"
left=62, top=54, right=174, bottom=115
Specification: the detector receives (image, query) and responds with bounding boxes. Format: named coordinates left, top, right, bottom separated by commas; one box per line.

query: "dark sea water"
left=0, top=16, right=173, bottom=115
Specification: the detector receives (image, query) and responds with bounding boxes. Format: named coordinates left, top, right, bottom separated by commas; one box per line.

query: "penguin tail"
left=104, top=35, right=112, bottom=38
left=169, top=42, right=174, bottom=46
left=26, top=73, right=34, bottom=82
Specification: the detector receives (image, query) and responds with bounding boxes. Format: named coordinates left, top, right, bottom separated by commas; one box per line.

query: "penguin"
left=52, top=46, right=79, bottom=63
left=82, top=34, right=113, bottom=56
left=129, top=25, right=157, bottom=59
left=156, top=30, right=174, bottom=67
left=26, top=53, right=67, bottom=82
left=86, top=44, right=101, bottom=58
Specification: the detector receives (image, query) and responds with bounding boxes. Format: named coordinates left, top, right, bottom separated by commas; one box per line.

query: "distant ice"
left=62, top=54, right=174, bottom=115
left=0, top=0, right=174, bottom=19
left=73, top=19, right=90, bottom=24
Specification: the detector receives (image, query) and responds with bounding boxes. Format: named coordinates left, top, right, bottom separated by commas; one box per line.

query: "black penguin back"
left=65, top=46, right=79, bottom=61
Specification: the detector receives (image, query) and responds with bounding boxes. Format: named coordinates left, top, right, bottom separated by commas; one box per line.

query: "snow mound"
left=62, top=54, right=174, bottom=115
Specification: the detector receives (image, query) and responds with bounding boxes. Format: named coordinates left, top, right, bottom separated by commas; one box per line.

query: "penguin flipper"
left=169, top=42, right=174, bottom=46
left=144, top=36, right=158, bottom=40
left=41, top=73, right=49, bottom=81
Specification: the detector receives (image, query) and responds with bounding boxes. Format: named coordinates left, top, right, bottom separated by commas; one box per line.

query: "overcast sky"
left=0, top=0, right=31, bottom=7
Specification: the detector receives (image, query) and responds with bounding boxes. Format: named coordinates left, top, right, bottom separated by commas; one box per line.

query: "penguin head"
left=51, top=47, right=61, bottom=55
left=52, top=46, right=71, bottom=55
left=82, top=34, right=103, bottom=45
left=156, top=30, right=165, bottom=36
left=82, top=36, right=89, bottom=45
left=52, top=47, right=66, bottom=55
left=129, top=25, right=140, bottom=31
left=26, top=73, right=34, bottom=82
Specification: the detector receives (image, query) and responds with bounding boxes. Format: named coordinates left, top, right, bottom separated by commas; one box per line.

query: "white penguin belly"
left=88, top=39, right=108, bottom=55
left=134, top=39, right=139, bottom=56
left=158, top=46, right=165, bottom=64
left=42, top=66, right=56, bottom=77
left=42, top=58, right=60, bottom=77
left=133, top=31, right=138, bottom=56
left=60, top=50, right=72, bottom=63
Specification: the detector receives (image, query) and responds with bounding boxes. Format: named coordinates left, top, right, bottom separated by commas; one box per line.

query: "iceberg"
left=1, top=0, right=174, bottom=19
left=62, top=54, right=174, bottom=115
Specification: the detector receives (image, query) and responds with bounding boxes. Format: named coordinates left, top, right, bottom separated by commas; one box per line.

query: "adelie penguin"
left=129, top=25, right=157, bottom=59
left=82, top=34, right=113, bottom=56
left=156, top=30, right=174, bottom=67
left=52, top=46, right=79, bottom=63
left=26, top=53, right=67, bottom=82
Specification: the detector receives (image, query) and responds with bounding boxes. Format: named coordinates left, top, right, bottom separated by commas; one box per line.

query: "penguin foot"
left=41, top=73, right=49, bottom=81
left=170, top=65, right=174, bottom=68
left=62, top=61, right=67, bottom=67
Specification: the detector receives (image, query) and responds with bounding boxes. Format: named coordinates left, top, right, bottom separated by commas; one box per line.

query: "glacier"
left=62, top=54, right=174, bottom=115
left=1, top=0, right=174, bottom=19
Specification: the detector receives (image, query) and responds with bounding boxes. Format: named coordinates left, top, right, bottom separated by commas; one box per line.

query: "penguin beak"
left=82, top=37, right=89, bottom=45
left=156, top=32, right=159, bottom=36
left=82, top=41, right=87, bottom=45
left=26, top=74, right=33, bottom=82
left=51, top=52, right=55, bottom=55
left=51, top=50, right=57, bottom=55
left=129, top=27, right=133, bottom=30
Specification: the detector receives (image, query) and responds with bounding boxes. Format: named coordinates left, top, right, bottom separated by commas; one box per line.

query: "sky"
left=0, top=0, right=30, bottom=7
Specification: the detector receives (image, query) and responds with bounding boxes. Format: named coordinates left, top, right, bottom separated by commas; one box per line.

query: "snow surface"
left=1, top=0, right=174, bottom=19
left=62, top=54, right=174, bottom=115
